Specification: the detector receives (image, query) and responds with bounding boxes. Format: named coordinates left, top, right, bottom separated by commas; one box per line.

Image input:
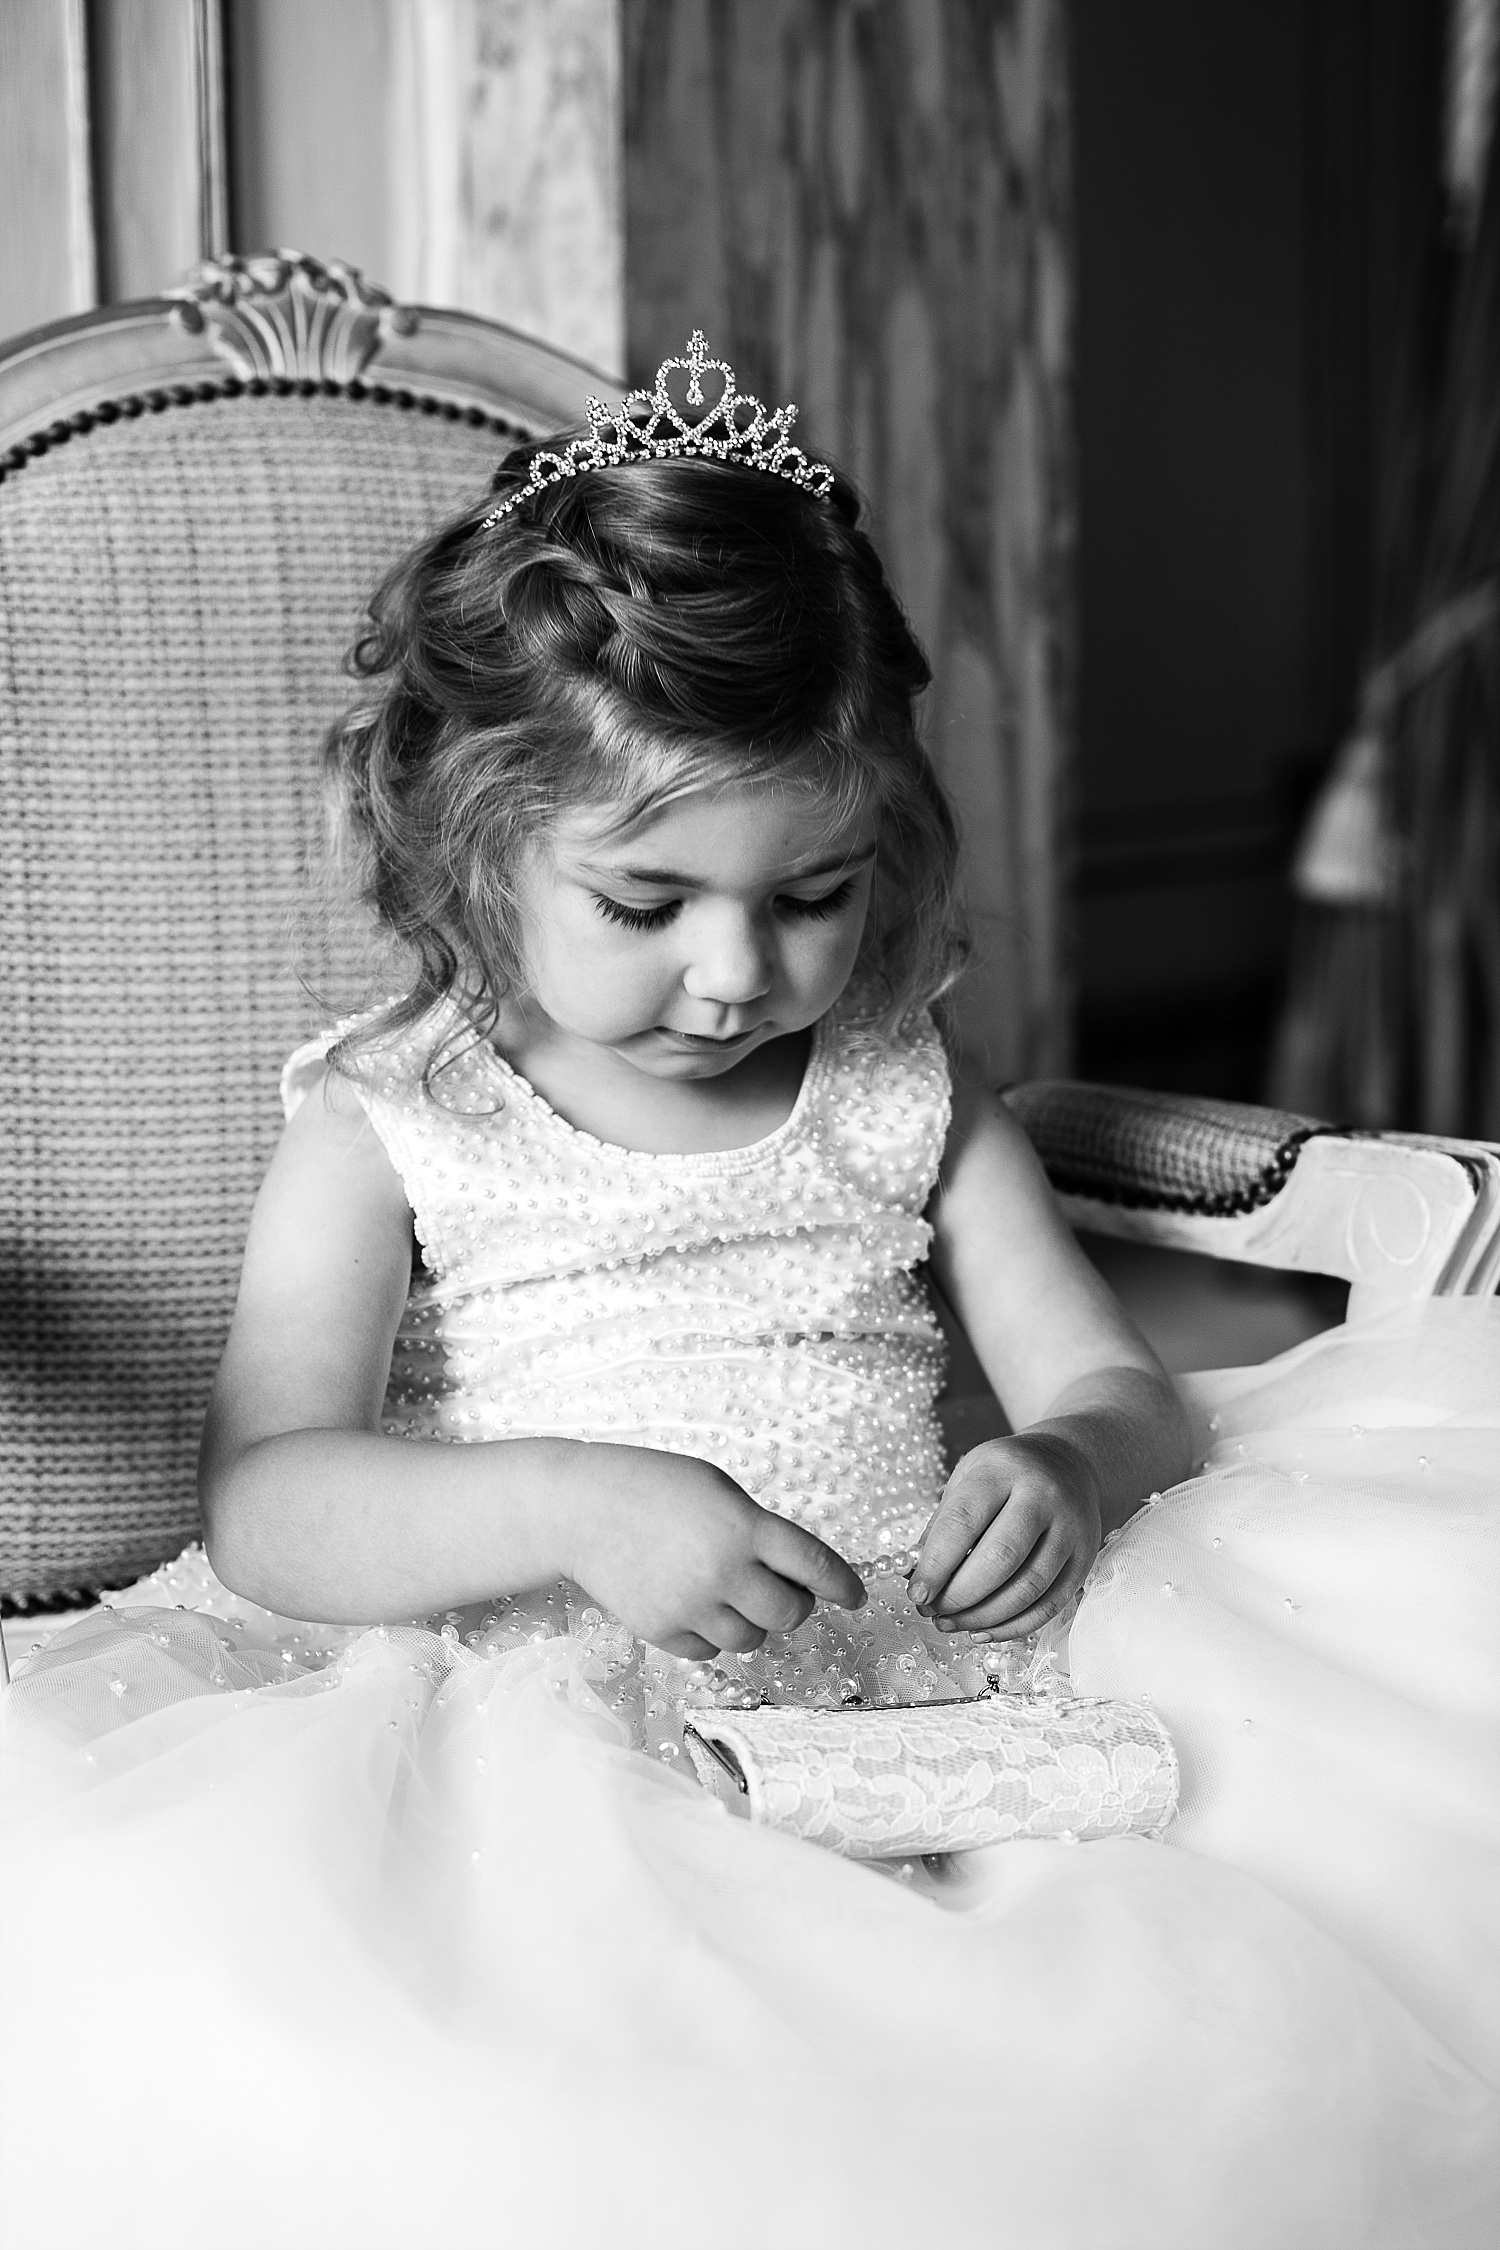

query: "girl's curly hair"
left=324, top=434, right=968, bottom=1076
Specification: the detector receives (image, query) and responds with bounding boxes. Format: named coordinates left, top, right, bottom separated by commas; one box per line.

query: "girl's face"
left=511, top=780, right=879, bottom=1080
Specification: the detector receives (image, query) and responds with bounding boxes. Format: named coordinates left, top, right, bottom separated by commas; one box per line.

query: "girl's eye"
left=777, top=879, right=855, bottom=922
left=592, top=879, right=856, bottom=932
left=593, top=894, right=680, bottom=931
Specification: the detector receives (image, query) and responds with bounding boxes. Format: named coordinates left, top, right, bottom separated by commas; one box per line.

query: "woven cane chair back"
left=1, top=256, right=605, bottom=1603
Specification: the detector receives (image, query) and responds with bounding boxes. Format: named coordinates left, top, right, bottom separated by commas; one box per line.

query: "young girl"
left=196, top=349, right=1186, bottom=1678
left=3, top=345, right=1496, bottom=2250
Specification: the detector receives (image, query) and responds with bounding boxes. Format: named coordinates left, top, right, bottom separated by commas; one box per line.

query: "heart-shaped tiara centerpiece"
left=482, top=331, right=835, bottom=526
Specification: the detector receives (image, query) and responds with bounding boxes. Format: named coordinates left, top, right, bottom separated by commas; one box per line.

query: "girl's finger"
left=756, top=1515, right=866, bottom=1610
left=734, top=1563, right=816, bottom=1636
left=917, top=1494, right=1043, bottom=1620
left=935, top=1527, right=1072, bottom=1630
left=937, top=1553, right=1084, bottom=1640
left=655, top=1631, right=727, bottom=1661
left=703, top=1605, right=770, bottom=1656
left=909, top=1472, right=1014, bottom=1610
left=931, top=1505, right=1051, bottom=1618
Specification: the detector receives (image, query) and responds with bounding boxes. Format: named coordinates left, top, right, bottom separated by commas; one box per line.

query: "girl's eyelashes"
left=593, top=894, right=678, bottom=931
left=779, top=878, right=856, bottom=922
left=592, top=878, right=857, bottom=933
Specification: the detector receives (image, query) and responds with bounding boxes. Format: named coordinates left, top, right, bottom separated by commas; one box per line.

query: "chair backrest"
left=1005, top=1082, right=1500, bottom=1305
left=1, top=253, right=604, bottom=1603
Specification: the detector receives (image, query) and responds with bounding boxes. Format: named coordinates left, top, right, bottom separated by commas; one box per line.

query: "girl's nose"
left=681, top=910, right=773, bottom=1006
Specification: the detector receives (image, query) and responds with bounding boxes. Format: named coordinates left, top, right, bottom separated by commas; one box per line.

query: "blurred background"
left=2, top=0, right=1496, bottom=1366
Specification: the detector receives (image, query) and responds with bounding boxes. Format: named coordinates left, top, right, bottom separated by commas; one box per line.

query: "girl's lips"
left=655, top=1025, right=760, bottom=1048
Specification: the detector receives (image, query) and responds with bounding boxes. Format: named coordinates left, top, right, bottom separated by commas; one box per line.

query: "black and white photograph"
left=1, top=3, right=1497, bottom=2243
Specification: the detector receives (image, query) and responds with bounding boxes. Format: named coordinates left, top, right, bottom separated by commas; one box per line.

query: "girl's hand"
left=907, top=1433, right=1103, bottom=1640
left=563, top=1445, right=867, bottom=1660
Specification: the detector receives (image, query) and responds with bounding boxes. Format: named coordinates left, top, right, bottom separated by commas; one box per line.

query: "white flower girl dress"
left=2, top=992, right=1495, bottom=2249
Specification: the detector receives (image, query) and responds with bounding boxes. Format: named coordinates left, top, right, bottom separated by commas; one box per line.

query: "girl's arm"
left=911, top=1075, right=1192, bottom=1636
left=200, top=1072, right=862, bottom=1645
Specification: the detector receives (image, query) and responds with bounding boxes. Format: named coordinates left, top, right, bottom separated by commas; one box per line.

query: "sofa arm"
left=1003, top=1082, right=1500, bottom=1301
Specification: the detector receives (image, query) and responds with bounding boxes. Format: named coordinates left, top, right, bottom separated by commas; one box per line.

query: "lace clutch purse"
left=682, top=1692, right=1178, bottom=1860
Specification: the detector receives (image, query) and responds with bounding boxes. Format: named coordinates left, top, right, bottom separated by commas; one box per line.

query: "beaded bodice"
left=283, top=990, right=952, bottom=1563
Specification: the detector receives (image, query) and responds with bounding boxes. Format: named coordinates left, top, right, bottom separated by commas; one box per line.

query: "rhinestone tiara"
left=481, top=331, right=835, bottom=526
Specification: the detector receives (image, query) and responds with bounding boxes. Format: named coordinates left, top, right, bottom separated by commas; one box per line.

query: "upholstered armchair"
left=3, top=254, right=1496, bottom=1630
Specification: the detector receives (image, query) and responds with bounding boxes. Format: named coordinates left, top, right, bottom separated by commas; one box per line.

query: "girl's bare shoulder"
left=264, top=1059, right=415, bottom=1232
left=938, top=1068, right=1050, bottom=1192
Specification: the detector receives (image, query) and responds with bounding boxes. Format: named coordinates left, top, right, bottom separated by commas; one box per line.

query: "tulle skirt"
left=3, top=1300, right=1497, bottom=2248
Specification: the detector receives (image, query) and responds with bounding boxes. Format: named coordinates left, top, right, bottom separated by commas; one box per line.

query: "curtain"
left=1271, top=13, right=1499, bottom=1138
left=623, top=0, right=1075, bottom=1078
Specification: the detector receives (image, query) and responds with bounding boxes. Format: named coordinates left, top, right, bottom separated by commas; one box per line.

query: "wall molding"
left=193, top=0, right=230, bottom=266
left=63, top=0, right=97, bottom=310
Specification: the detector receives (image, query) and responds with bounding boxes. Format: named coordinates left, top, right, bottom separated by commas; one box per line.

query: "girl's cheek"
left=819, top=916, right=868, bottom=985
left=582, top=941, right=676, bottom=1022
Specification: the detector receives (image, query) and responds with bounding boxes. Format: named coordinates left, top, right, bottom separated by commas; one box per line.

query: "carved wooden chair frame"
left=0, top=249, right=610, bottom=462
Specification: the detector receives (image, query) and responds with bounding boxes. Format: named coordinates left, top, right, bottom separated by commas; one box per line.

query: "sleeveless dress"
left=328, top=985, right=953, bottom=1567
left=2, top=993, right=1496, bottom=2250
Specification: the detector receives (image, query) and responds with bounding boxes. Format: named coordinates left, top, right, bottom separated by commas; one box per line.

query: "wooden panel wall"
left=90, top=0, right=227, bottom=303
left=387, top=0, right=625, bottom=375
left=228, top=0, right=395, bottom=287
left=624, top=0, right=1075, bottom=1076
left=0, top=0, right=94, bottom=336
left=0, top=0, right=224, bottom=340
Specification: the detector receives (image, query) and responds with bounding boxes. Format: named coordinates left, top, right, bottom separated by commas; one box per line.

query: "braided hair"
left=325, top=438, right=968, bottom=1076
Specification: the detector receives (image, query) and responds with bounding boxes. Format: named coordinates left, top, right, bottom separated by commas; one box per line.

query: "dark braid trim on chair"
left=2, top=1582, right=111, bottom=1621
left=0, top=375, right=525, bottom=486
left=1003, top=1082, right=1334, bottom=1218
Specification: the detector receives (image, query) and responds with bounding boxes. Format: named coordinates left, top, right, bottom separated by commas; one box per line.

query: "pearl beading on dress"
left=285, top=989, right=954, bottom=1565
